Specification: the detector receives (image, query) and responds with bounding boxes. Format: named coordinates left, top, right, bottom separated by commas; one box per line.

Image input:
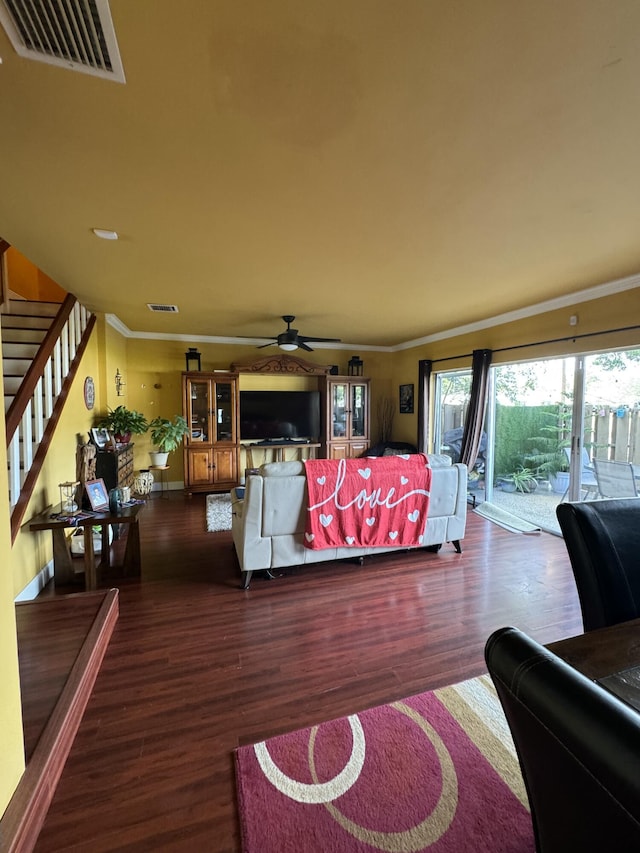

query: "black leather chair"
left=556, top=498, right=640, bottom=631
left=485, top=626, right=640, bottom=853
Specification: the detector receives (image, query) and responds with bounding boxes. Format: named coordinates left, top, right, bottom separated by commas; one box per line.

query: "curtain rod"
left=429, top=322, right=640, bottom=365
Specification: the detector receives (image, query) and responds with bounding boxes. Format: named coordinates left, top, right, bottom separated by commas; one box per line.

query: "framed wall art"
left=399, top=383, right=414, bottom=414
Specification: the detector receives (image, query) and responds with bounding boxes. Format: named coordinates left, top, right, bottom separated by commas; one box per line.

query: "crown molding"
left=105, top=270, right=640, bottom=353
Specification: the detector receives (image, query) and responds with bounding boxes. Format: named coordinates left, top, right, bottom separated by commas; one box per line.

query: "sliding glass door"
left=433, top=348, right=640, bottom=533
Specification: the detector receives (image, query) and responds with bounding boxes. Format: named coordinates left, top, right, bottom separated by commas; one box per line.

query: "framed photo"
left=90, top=427, right=110, bottom=449
left=399, top=383, right=414, bottom=414
left=85, top=478, right=109, bottom=511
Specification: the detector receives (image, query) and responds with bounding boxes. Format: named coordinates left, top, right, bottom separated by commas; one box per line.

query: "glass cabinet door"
left=189, top=380, right=210, bottom=442
left=331, top=383, right=348, bottom=439
left=351, top=383, right=366, bottom=438
left=215, top=382, right=234, bottom=442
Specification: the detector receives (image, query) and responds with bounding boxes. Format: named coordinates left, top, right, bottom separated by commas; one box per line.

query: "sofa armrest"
left=231, top=476, right=272, bottom=573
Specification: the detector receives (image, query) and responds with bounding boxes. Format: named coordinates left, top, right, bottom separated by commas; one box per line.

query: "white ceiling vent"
left=147, top=303, right=179, bottom=313
left=0, top=0, right=125, bottom=82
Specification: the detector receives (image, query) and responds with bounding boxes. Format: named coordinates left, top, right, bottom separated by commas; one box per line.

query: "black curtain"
left=459, top=349, right=492, bottom=471
left=417, top=360, right=432, bottom=454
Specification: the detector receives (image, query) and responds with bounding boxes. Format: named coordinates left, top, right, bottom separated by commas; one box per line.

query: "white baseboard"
left=15, top=561, right=54, bottom=602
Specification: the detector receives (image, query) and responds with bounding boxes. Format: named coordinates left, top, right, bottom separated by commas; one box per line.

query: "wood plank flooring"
left=29, top=492, right=582, bottom=852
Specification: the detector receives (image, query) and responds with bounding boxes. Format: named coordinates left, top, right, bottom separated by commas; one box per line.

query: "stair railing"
left=6, top=293, right=95, bottom=542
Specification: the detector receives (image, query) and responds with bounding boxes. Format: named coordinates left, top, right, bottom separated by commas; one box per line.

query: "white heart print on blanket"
left=408, top=510, right=420, bottom=522
left=319, top=514, right=333, bottom=527
left=358, top=468, right=371, bottom=479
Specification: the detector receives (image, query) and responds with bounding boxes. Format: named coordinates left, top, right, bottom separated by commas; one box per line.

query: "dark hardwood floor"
left=27, top=492, right=581, bottom=852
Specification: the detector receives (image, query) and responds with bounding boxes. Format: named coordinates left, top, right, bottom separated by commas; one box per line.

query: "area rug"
left=235, top=675, right=533, bottom=853
left=205, top=493, right=232, bottom=532
left=473, top=501, right=541, bottom=534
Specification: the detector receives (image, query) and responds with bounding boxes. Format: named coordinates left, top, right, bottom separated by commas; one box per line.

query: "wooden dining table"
left=548, top=618, right=640, bottom=707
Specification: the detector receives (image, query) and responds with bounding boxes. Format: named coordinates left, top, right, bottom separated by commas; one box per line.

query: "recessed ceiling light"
left=92, top=228, right=118, bottom=240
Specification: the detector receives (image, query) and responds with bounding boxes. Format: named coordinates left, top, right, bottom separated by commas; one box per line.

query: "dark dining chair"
left=485, top=626, right=640, bottom=853
left=556, top=498, right=640, bottom=631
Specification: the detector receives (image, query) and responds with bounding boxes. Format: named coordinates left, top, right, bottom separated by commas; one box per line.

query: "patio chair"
left=560, top=447, right=599, bottom=500
left=593, top=459, right=638, bottom=498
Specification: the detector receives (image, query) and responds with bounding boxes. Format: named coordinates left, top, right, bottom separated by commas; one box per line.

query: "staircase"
left=2, top=293, right=95, bottom=541
left=2, top=297, right=59, bottom=412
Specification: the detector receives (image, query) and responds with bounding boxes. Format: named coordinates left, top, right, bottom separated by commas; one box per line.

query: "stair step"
left=1, top=315, right=52, bottom=331
left=1, top=328, right=47, bottom=344
left=2, top=299, right=61, bottom=318
left=4, top=376, right=25, bottom=395
left=3, top=358, right=35, bottom=374
left=3, top=342, right=39, bottom=359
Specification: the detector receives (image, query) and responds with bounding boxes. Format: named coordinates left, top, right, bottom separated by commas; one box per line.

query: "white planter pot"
left=149, top=451, right=169, bottom=467
left=550, top=472, right=570, bottom=494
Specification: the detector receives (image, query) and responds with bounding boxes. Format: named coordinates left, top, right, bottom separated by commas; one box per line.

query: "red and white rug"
left=235, top=675, right=533, bottom=852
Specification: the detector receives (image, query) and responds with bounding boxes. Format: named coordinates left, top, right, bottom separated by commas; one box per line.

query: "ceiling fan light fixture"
left=279, top=342, right=298, bottom=351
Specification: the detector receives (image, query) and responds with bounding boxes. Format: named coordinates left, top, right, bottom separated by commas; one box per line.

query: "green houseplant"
left=148, top=415, right=189, bottom=465
left=97, top=406, right=149, bottom=444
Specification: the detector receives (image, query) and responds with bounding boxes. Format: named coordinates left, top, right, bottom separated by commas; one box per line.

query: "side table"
left=149, top=465, right=170, bottom=499
left=29, top=502, right=145, bottom=590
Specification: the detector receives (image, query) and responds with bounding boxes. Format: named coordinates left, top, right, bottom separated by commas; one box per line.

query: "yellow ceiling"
left=1, top=0, right=640, bottom=349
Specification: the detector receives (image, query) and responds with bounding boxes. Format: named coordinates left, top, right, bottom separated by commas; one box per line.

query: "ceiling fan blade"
left=298, top=341, right=314, bottom=352
left=256, top=341, right=276, bottom=349
left=298, top=335, right=342, bottom=344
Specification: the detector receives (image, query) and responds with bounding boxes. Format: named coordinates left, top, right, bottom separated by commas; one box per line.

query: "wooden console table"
left=244, top=443, right=320, bottom=466
left=29, top=502, right=145, bottom=591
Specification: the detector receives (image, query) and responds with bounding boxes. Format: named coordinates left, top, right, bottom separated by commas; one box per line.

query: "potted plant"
left=499, top=466, right=538, bottom=493
left=97, top=406, right=148, bottom=444
left=148, top=415, right=189, bottom=466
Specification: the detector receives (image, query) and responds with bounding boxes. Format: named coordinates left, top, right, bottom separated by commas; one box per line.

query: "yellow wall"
left=5, top=248, right=66, bottom=303
left=390, top=287, right=640, bottom=446
left=0, top=322, right=25, bottom=815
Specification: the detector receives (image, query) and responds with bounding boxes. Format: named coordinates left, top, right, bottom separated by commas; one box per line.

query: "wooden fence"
left=442, top=403, right=640, bottom=465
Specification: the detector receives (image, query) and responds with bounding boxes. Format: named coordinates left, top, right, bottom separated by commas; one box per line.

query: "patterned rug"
left=205, top=493, right=232, bottom=532
left=235, top=675, right=533, bottom=853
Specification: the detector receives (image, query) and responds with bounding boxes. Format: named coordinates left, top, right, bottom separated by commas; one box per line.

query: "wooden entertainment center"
left=182, top=354, right=370, bottom=494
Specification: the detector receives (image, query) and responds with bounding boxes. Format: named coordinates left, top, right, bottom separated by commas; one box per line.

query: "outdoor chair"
left=556, top=499, right=640, bottom=630
left=561, top=447, right=598, bottom=500
left=485, top=625, right=640, bottom=852
left=593, top=458, right=638, bottom=498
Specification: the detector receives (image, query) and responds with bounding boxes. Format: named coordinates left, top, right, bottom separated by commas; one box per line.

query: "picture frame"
left=90, top=427, right=111, bottom=449
left=85, top=478, right=109, bottom=511
left=399, top=383, right=414, bottom=414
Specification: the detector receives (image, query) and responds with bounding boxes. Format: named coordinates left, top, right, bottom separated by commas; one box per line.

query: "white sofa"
left=231, top=455, right=468, bottom=589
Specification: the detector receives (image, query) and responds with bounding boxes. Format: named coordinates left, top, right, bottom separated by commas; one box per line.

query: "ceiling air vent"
left=147, top=303, right=179, bottom=313
left=0, top=0, right=125, bottom=82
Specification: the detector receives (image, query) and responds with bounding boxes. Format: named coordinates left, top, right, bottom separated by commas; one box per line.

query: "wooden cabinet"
left=95, top=444, right=135, bottom=493
left=182, top=372, right=239, bottom=494
left=322, top=377, right=370, bottom=459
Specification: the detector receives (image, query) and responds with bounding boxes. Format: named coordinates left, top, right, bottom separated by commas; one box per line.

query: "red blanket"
left=304, top=454, right=432, bottom=549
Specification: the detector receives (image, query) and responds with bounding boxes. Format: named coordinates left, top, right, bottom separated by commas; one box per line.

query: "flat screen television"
left=240, top=390, right=320, bottom=441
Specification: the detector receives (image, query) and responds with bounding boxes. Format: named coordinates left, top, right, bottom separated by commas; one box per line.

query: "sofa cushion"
left=260, top=460, right=305, bottom=477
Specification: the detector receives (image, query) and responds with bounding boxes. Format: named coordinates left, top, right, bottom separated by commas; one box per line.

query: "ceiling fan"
left=247, top=315, right=341, bottom=352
